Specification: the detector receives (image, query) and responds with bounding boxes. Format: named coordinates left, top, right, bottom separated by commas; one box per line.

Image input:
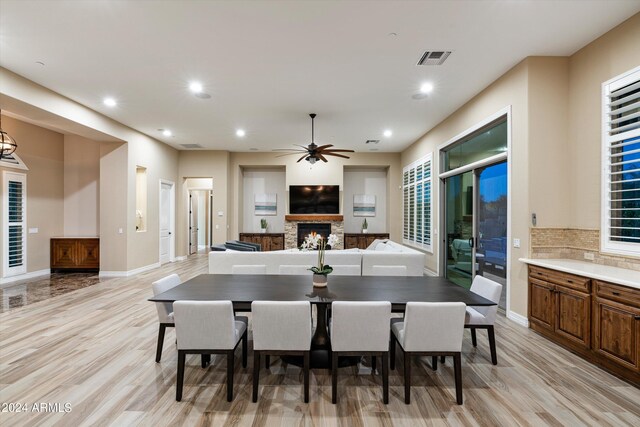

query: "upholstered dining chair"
left=390, top=302, right=466, bottom=404
left=151, top=273, right=181, bottom=363
left=173, top=300, right=248, bottom=402
left=330, top=301, right=391, bottom=404
left=251, top=301, right=313, bottom=403
left=464, top=275, right=503, bottom=365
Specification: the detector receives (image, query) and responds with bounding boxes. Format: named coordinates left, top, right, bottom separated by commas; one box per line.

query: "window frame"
left=601, top=66, right=640, bottom=257
left=402, top=153, right=433, bottom=253
left=3, top=171, right=27, bottom=277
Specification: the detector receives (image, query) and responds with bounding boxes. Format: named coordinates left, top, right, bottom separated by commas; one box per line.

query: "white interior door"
left=189, top=192, right=198, bottom=255
left=159, top=182, right=172, bottom=264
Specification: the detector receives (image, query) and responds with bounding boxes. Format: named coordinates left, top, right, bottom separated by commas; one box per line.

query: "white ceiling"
left=1, top=1, right=638, bottom=153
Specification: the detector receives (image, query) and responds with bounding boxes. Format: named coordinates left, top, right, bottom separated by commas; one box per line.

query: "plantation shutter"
left=402, top=153, right=432, bottom=251
left=3, top=172, right=26, bottom=277
left=602, top=67, right=640, bottom=255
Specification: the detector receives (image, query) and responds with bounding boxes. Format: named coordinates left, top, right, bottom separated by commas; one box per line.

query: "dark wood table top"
left=149, top=274, right=495, bottom=306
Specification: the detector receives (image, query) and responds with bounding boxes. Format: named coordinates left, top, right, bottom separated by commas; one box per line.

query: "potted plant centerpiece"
left=301, top=232, right=339, bottom=287
left=362, top=218, right=368, bottom=234
left=260, top=218, right=268, bottom=233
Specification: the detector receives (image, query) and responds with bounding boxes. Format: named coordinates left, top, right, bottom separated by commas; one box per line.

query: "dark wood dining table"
left=150, top=274, right=495, bottom=368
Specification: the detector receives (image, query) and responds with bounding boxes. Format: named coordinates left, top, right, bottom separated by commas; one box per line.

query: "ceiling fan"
left=274, top=113, right=355, bottom=164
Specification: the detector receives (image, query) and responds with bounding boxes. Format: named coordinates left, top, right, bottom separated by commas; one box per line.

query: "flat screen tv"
left=289, top=185, right=339, bottom=214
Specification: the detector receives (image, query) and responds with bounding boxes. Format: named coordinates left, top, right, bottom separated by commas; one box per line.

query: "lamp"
left=0, top=110, right=18, bottom=159
left=307, top=156, right=317, bottom=164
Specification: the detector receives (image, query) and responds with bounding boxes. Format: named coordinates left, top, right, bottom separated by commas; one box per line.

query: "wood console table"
left=344, top=233, right=389, bottom=249
left=50, top=237, right=99, bottom=272
left=239, top=233, right=285, bottom=251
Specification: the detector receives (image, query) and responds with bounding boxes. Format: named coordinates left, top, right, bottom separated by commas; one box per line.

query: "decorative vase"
left=261, top=228, right=267, bottom=234
left=362, top=228, right=368, bottom=234
left=313, top=273, right=328, bottom=287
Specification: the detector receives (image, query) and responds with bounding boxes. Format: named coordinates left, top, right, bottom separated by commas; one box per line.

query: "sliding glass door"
left=444, top=171, right=474, bottom=288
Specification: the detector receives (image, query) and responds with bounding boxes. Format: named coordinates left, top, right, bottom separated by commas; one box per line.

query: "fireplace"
left=297, top=223, right=331, bottom=247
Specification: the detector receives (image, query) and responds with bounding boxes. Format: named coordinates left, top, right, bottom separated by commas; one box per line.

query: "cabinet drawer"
left=595, top=281, right=640, bottom=308
left=529, top=266, right=589, bottom=292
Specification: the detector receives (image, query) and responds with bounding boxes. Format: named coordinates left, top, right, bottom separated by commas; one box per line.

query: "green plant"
left=260, top=218, right=268, bottom=229
left=362, top=218, right=368, bottom=230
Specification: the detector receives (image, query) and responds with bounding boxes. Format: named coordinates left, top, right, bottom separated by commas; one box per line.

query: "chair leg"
left=303, top=351, right=310, bottom=403
left=176, top=350, right=185, bottom=401
left=488, top=325, right=498, bottom=365
left=201, top=354, right=211, bottom=368
left=440, top=355, right=445, bottom=364
left=431, top=355, right=438, bottom=371
left=156, top=324, right=167, bottom=363
left=403, top=351, right=411, bottom=404
left=382, top=353, right=389, bottom=404
left=454, top=352, right=463, bottom=405
left=242, top=331, right=248, bottom=368
left=390, top=337, right=396, bottom=370
left=265, top=355, right=270, bottom=369
left=470, top=328, right=477, bottom=347
left=252, top=351, right=260, bottom=402
left=371, top=355, right=377, bottom=373
left=227, top=351, right=234, bottom=402
left=331, top=353, right=339, bottom=404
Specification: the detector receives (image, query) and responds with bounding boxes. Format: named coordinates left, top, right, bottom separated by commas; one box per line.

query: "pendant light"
left=0, top=110, right=18, bottom=159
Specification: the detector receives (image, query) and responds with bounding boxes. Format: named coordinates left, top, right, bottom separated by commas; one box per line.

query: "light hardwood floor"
left=0, top=254, right=638, bottom=426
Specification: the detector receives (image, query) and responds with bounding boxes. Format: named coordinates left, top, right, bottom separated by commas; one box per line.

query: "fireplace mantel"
left=285, top=214, right=344, bottom=221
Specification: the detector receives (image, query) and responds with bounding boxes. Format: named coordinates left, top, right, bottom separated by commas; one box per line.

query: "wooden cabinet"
left=528, top=266, right=640, bottom=385
left=51, top=238, right=99, bottom=272
left=528, top=266, right=590, bottom=350
left=238, top=233, right=284, bottom=252
left=344, top=233, right=390, bottom=250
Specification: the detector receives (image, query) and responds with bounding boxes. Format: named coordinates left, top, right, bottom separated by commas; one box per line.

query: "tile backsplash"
left=530, top=228, right=640, bottom=272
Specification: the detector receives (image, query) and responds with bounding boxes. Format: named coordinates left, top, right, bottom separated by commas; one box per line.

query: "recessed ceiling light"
left=35, top=61, right=45, bottom=66
left=189, top=81, right=203, bottom=93
left=162, top=129, right=172, bottom=137
left=103, top=97, right=117, bottom=107
left=420, top=82, right=434, bottom=94
left=383, top=129, right=393, bottom=137
left=236, top=129, right=246, bottom=137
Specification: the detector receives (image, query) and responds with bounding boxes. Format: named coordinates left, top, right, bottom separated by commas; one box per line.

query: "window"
left=403, top=153, right=432, bottom=252
left=3, top=171, right=26, bottom=277
left=602, top=66, right=640, bottom=256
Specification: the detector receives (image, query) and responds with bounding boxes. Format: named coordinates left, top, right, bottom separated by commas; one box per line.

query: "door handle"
left=468, top=237, right=474, bottom=248
left=169, top=232, right=172, bottom=235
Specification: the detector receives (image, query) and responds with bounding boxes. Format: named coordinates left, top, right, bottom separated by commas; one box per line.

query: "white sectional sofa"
left=208, top=239, right=425, bottom=277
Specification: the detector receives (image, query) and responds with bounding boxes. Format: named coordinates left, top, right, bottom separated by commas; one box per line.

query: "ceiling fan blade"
left=275, top=152, right=308, bottom=158
left=296, top=154, right=309, bottom=163
left=315, top=144, right=334, bottom=151
left=320, top=149, right=355, bottom=153
left=317, top=153, right=329, bottom=162
left=272, top=148, right=308, bottom=152
left=294, top=144, right=312, bottom=150
left=322, top=152, right=351, bottom=159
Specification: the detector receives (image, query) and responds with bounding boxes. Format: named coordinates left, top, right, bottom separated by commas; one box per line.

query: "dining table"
left=150, top=274, right=496, bottom=368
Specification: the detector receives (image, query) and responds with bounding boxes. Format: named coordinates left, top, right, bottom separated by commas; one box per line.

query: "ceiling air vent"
left=417, top=50, right=451, bottom=66
left=365, top=139, right=380, bottom=145
left=180, top=143, right=203, bottom=149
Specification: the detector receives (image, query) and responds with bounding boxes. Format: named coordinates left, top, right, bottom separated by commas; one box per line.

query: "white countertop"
left=519, top=258, right=640, bottom=290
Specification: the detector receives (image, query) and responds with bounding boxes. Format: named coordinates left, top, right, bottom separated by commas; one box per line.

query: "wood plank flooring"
left=0, top=254, right=638, bottom=426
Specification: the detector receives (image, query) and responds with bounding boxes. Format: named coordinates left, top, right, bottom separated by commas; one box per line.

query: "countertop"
left=519, top=258, right=639, bottom=290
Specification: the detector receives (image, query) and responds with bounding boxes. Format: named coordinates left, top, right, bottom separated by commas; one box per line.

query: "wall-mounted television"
left=289, top=185, right=339, bottom=214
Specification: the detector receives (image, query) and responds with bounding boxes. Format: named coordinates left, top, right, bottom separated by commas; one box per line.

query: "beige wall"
left=64, top=134, right=100, bottom=236
left=568, top=13, right=640, bottom=229
left=0, top=115, right=64, bottom=277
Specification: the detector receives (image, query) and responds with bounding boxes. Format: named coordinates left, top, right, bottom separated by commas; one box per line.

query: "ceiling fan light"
left=306, top=156, right=317, bottom=164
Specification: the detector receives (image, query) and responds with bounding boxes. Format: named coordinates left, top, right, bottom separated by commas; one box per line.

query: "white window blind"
left=3, top=171, right=27, bottom=277
left=403, top=153, right=432, bottom=252
left=602, top=67, right=640, bottom=256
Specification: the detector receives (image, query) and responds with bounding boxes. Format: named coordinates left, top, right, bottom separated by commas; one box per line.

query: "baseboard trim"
left=0, top=269, right=50, bottom=287
left=99, top=262, right=161, bottom=278
left=423, top=267, right=438, bottom=277
left=507, top=310, right=529, bottom=327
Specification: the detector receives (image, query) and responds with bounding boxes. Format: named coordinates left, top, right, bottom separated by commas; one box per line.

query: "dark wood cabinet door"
left=555, top=286, right=590, bottom=348
left=270, top=236, right=284, bottom=250
left=344, top=235, right=358, bottom=249
left=76, top=239, right=100, bottom=268
left=260, top=236, right=272, bottom=252
left=529, top=278, right=555, bottom=332
left=51, top=239, right=77, bottom=268
left=593, top=297, right=640, bottom=371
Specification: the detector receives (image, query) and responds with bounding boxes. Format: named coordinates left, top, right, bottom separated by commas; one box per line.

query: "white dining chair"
left=151, top=273, right=181, bottom=363
left=465, top=275, right=503, bottom=365
left=251, top=301, right=313, bottom=403
left=390, top=302, right=466, bottom=404
left=330, top=301, right=391, bottom=404
left=173, top=300, right=248, bottom=402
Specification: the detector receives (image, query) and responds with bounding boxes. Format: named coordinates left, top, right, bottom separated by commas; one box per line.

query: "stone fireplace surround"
left=284, top=215, right=344, bottom=250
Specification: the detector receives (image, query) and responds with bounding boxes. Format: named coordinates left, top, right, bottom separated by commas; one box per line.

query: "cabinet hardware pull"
left=612, top=292, right=620, bottom=296
left=567, top=280, right=573, bottom=283
left=635, top=316, right=640, bottom=321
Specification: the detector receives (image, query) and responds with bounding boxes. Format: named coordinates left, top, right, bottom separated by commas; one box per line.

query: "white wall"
left=242, top=168, right=286, bottom=233
left=343, top=168, right=387, bottom=233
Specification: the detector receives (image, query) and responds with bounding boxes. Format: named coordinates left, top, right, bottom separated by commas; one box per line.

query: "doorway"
left=187, top=186, right=213, bottom=255
left=440, top=112, right=509, bottom=310
left=159, top=180, right=175, bottom=264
